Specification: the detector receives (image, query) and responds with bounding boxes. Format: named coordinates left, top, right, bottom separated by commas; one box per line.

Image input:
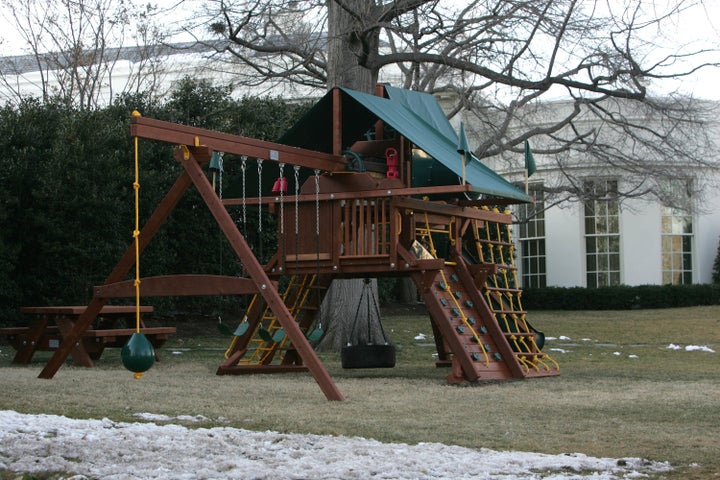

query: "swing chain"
left=217, top=152, right=224, bottom=200
left=241, top=156, right=247, bottom=228
left=294, top=166, right=300, bottom=236
left=314, top=169, right=320, bottom=236
left=257, top=159, right=263, bottom=234
left=294, top=165, right=301, bottom=273
left=278, top=163, right=285, bottom=234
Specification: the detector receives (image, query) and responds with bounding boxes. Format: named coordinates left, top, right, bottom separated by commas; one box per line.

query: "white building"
left=481, top=100, right=720, bottom=288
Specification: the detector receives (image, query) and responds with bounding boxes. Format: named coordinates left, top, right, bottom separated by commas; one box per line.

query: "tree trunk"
left=316, top=278, right=388, bottom=352
left=319, top=1, right=385, bottom=352
left=326, top=0, right=379, bottom=92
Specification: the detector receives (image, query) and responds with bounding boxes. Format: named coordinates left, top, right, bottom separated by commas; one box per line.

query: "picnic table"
left=0, top=306, right=175, bottom=367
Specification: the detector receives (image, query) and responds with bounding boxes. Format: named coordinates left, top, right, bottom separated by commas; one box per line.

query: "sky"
left=0, top=410, right=674, bottom=479
left=0, top=0, right=718, bottom=100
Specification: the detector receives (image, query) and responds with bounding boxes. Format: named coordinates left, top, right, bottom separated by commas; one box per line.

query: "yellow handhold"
left=133, top=372, right=144, bottom=379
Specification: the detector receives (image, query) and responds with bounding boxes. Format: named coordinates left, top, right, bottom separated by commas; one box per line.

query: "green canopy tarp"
left=274, top=86, right=530, bottom=203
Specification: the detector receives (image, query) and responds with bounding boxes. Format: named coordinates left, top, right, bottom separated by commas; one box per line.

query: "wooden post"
left=332, top=88, right=342, bottom=156
left=179, top=147, right=344, bottom=401
left=39, top=169, right=196, bottom=379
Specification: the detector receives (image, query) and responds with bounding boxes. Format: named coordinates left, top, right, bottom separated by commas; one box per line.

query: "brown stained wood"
left=450, top=253, right=526, bottom=378
left=222, top=182, right=472, bottom=206
left=179, top=148, right=344, bottom=401
left=39, top=150, right=201, bottom=379
left=333, top=88, right=342, bottom=156
left=21, top=306, right=153, bottom=316
left=54, top=317, right=94, bottom=367
left=131, top=116, right=346, bottom=173
left=467, top=263, right=500, bottom=289
left=411, top=269, right=480, bottom=382
left=393, top=197, right=513, bottom=224
left=94, top=275, right=260, bottom=298
left=285, top=253, right=332, bottom=262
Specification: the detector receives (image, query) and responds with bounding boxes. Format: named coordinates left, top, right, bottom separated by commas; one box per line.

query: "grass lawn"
left=1, top=305, right=718, bottom=479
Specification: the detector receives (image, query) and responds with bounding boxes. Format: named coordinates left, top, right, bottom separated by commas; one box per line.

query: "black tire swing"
left=341, top=278, right=396, bottom=369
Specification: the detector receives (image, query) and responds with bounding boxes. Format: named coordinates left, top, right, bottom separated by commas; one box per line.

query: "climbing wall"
left=412, top=208, right=559, bottom=383
left=217, top=274, right=327, bottom=374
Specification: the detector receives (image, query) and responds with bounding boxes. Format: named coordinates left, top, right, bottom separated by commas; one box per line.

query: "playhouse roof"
left=279, top=86, right=530, bottom=203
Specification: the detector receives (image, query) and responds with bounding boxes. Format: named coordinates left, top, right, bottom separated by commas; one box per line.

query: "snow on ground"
left=667, top=343, right=715, bottom=353
left=0, top=410, right=671, bottom=480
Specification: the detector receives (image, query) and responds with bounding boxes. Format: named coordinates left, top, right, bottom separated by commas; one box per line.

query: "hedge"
left=522, top=284, right=720, bottom=310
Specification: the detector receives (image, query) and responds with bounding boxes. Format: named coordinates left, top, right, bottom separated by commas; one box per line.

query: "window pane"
left=598, top=236, right=609, bottom=253
left=682, top=236, right=692, bottom=253
left=598, top=254, right=608, bottom=271
left=587, top=254, right=597, bottom=271
left=608, top=215, right=619, bottom=233
left=584, top=181, right=621, bottom=288
left=585, top=217, right=595, bottom=235
left=516, top=186, right=547, bottom=288
left=683, top=253, right=692, bottom=270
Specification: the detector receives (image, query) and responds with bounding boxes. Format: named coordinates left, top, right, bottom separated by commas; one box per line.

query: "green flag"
left=524, top=140, right=536, bottom=176
left=457, top=122, right=472, bottom=165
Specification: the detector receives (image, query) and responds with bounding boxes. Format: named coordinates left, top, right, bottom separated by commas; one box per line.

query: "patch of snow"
left=132, top=413, right=209, bottom=423
left=685, top=345, right=715, bottom=353
left=414, top=333, right=427, bottom=341
left=628, top=355, right=639, bottom=359
left=0, top=410, right=672, bottom=480
left=545, top=336, right=557, bottom=341
left=559, top=335, right=571, bottom=340
left=667, top=344, right=716, bottom=353
left=549, top=348, right=569, bottom=354
left=613, top=352, right=622, bottom=356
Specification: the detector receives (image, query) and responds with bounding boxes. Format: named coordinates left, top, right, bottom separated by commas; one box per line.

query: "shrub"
left=523, top=284, right=720, bottom=310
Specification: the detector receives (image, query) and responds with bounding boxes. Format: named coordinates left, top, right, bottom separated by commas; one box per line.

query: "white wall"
left=544, top=204, right=584, bottom=287
left=620, top=199, right=662, bottom=285
left=696, top=195, right=720, bottom=283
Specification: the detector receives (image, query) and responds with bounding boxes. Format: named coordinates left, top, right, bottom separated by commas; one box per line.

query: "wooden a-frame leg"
left=38, top=170, right=196, bottom=379
left=179, top=147, right=344, bottom=401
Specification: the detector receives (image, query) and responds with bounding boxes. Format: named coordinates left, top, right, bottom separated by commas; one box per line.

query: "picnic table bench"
left=0, top=306, right=175, bottom=367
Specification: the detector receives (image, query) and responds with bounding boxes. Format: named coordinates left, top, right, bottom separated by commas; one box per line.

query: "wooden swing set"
left=34, top=85, right=559, bottom=401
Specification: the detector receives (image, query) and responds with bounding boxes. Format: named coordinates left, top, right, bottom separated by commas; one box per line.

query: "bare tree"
left=180, top=0, right=718, bottom=198
left=0, top=0, right=168, bottom=108
left=174, top=0, right=719, bottom=348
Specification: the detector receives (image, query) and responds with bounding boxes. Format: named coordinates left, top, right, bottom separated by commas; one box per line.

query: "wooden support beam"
left=393, top=197, right=513, bottom=224
left=332, top=87, right=342, bottom=156
left=131, top=115, right=346, bottom=173
left=223, top=183, right=476, bottom=206
left=93, top=275, right=262, bottom=298
left=38, top=158, right=199, bottom=379
left=178, top=147, right=345, bottom=401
